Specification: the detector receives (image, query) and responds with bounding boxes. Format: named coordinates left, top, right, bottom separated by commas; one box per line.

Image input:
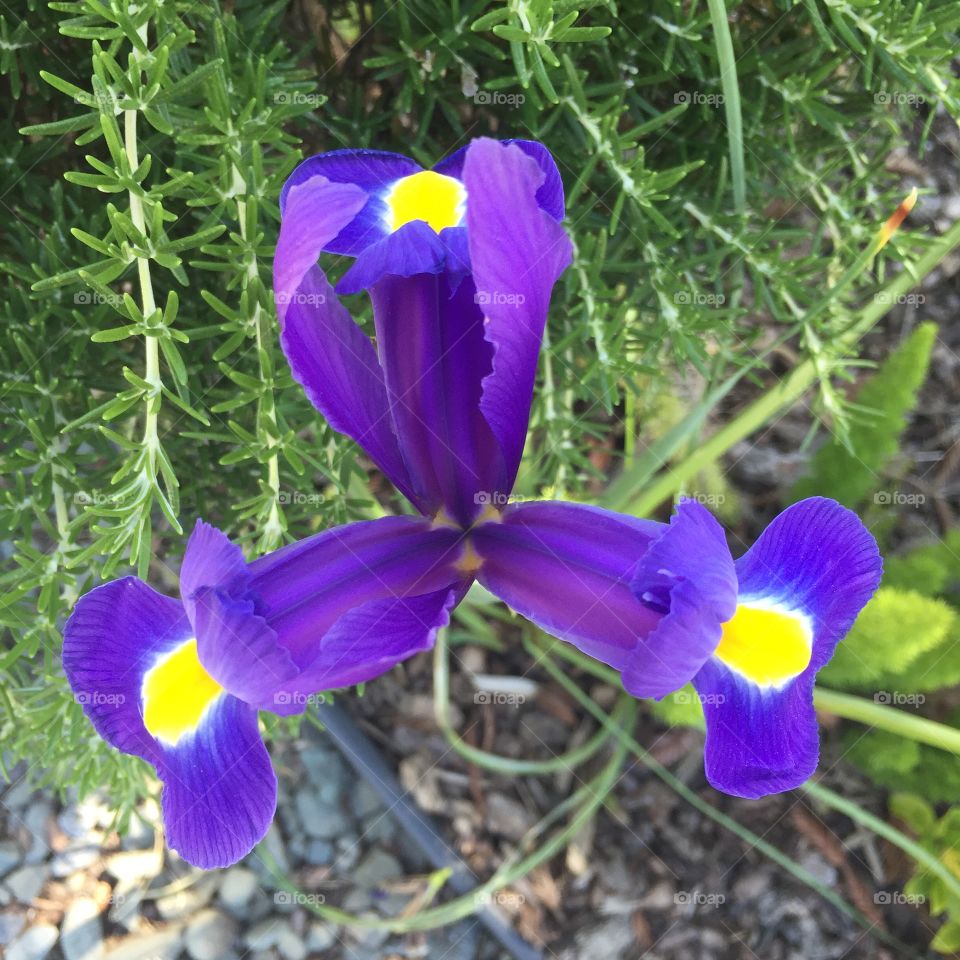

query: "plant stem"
left=814, top=688, right=960, bottom=755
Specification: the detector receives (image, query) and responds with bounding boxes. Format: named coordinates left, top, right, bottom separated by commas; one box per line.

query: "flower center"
left=714, top=601, right=812, bottom=688
left=142, top=638, right=224, bottom=746
left=385, top=170, right=466, bottom=234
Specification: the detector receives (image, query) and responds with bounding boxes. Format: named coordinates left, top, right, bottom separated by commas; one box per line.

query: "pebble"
left=295, top=791, right=351, bottom=840
left=575, top=917, right=635, bottom=960
left=103, top=925, right=183, bottom=960
left=22, top=803, right=52, bottom=864
left=155, top=875, right=217, bottom=921
left=52, top=845, right=100, bottom=878
left=304, top=839, right=333, bottom=866
left=184, top=908, right=237, bottom=960
left=306, top=921, right=337, bottom=951
left=344, top=914, right=389, bottom=950
left=104, top=850, right=162, bottom=886
left=353, top=849, right=402, bottom=889
left=485, top=793, right=534, bottom=841
left=5, top=864, right=48, bottom=903
left=0, top=840, right=21, bottom=877
left=243, top=917, right=282, bottom=950
left=60, top=898, right=104, bottom=960
left=2, top=779, right=35, bottom=811
left=218, top=867, right=259, bottom=914
left=276, top=927, right=307, bottom=960
left=0, top=910, right=26, bottom=945
left=353, top=781, right=385, bottom=820
left=107, top=881, right=145, bottom=930
left=7, top=923, right=58, bottom=960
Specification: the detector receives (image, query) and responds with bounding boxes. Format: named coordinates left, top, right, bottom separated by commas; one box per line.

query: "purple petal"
left=278, top=263, right=422, bottom=508
left=336, top=221, right=449, bottom=296
left=734, top=497, right=882, bottom=668
left=62, top=577, right=189, bottom=764
left=472, top=501, right=662, bottom=669
left=159, top=695, right=276, bottom=868
left=191, top=588, right=298, bottom=706
left=624, top=499, right=738, bottom=699
left=464, top=139, right=573, bottom=486
left=248, top=516, right=465, bottom=665
left=435, top=139, right=565, bottom=221
left=280, top=149, right=422, bottom=256
left=694, top=661, right=819, bottom=798
left=368, top=272, right=504, bottom=525
left=272, top=586, right=462, bottom=709
left=179, top=520, right=250, bottom=623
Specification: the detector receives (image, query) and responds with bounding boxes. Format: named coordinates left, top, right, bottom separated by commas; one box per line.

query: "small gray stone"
left=243, top=917, right=282, bottom=950
left=260, top=823, right=289, bottom=872
left=332, top=835, right=360, bottom=872
left=218, top=867, right=259, bottom=914
left=361, top=814, right=395, bottom=844
left=304, top=839, right=333, bottom=866
left=104, top=850, right=162, bottom=886
left=275, top=927, right=307, bottom=960
left=353, top=781, right=385, bottom=820
left=103, top=925, right=183, bottom=960
left=51, top=845, right=100, bottom=878
left=345, top=914, right=389, bottom=950
left=61, top=898, right=104, bottom=960
left=353, top=849, right=402, bottom=889
left=306, top=921, right=337, bottom=951
left=4, top=864, right=47, bottom=903
left=184, top=909, right=236, bottom=960
left=7, top=923, right=58, bottom=960
left=485, top=794, right=534, bottom=841
left=342, top=888, right=372, bottom=914
left=0, top=910, right=26, bottom=946
left=107, top=882, right=145, bottom=930
left=155, top=875, right=217, bottom=921
left=0, top=841, right=22, bottom=878
left=295, top=791, right=351, bottom=840
left=21, top=803, right=52, bottom=865
left=2, top=779, right=35, bottom=811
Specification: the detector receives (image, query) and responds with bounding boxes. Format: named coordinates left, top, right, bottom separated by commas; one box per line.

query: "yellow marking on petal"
left=876, top=187, right=918, bottom=251
left=385, top=171, right=465, bottom=234
left=142, top=639, right=224, bottom=746
left=715, top=602, right=812, bottom=688
left=456, top=540, right=484, bottom=576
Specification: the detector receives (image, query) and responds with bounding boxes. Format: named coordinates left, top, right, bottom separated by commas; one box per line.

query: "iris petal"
left=624, top=499, right=738, bottom=699
left=472, top=501, right=662, bottom=668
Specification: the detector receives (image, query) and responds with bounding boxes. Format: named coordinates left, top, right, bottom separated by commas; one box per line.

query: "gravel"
left=60, top=897, right=105, bottom=960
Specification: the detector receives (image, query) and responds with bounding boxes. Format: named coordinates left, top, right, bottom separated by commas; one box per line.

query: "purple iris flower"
left=63, top=519, right=464, bottom=868
left=274, top=136, right=883, bottom=799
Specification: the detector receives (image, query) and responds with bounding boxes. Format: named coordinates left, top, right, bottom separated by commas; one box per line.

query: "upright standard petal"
left=692, top=498, right=882, bottom=798
left=471, top=501, right=662, bottom=669
left=275, top=174, right=423, bottom=508
left=62, top=578, right=276, bottom=869
left=369, top=272, right=504, bottom=525
left=464, top=139, right=573, bottom=487
left=624, top=499, right=738, bottom=699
